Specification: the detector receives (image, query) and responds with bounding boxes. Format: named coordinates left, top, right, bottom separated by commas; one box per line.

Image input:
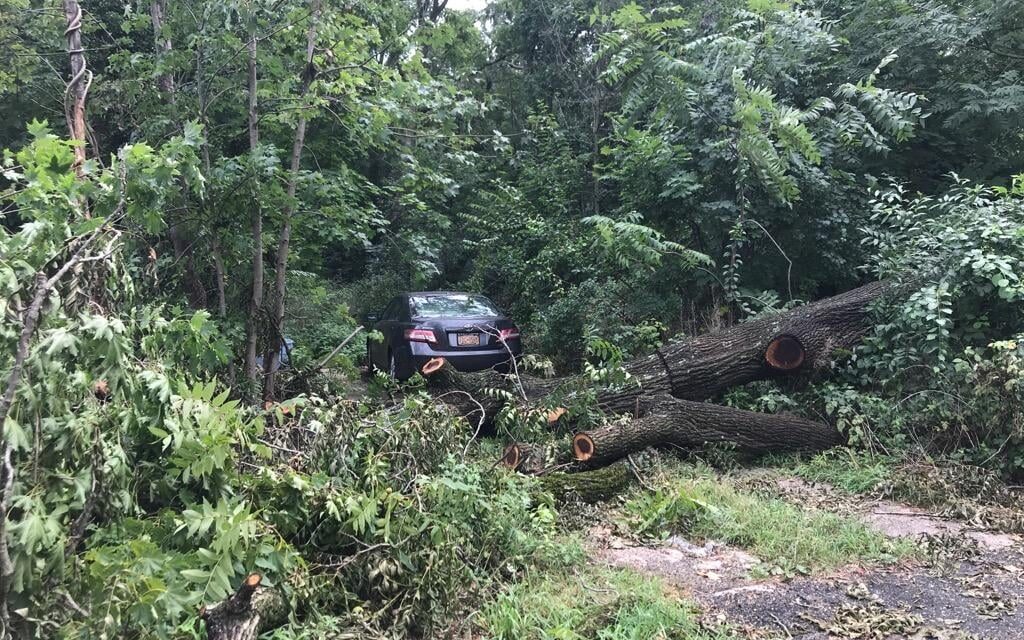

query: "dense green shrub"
left=854, top=176, right=1024, bottom=472
left=282, top=270, right=363, bottom=370
left=731, top=176, right=1024, bottom=473
left=722, top=176, right=1024, bottom=475
left=246, top=396, right=565, bottom=636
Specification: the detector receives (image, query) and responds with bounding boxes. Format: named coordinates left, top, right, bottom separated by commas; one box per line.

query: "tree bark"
left=537, top=464, right=632, bottom=502
left=243, top=27, right=264, bottom=391
left=500, top=442, right=547, bottom=474
left=263, top=0, right=321, bottom=401
left=571, top=394, right=842, bottom=469
left=150, top=0, right=175, bottom=99
left=200, top=574, right=287, bottom=640
left=422, top=358, right=514, bottom=423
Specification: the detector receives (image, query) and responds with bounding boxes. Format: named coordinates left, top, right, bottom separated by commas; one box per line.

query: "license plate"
left=457, top=333, right=480, bottom=347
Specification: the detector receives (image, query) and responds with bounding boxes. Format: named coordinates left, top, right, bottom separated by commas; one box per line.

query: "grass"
left=478, top=566, right=736, bottom=640
left=688, top=477, right=914, bottom=573
left=618, top=463, right=916, bottom=575
left=776, top=448, right=1013, bottom=510
left=783, top=449, right=895, bottom=494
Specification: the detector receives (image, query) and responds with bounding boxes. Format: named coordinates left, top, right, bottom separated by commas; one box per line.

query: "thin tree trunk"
left=243, top=28, right=264, bottom=391
left=262, top=0, right=321, bottom=401
left=150, top=0, right=175, bottom=98
left=2, top=14, right=107, bottom=629
left=212, top=240, right=228, bottom=319
left=0, top=439, right=13, bottom=637
left=193, top=26, right=235, bottom=385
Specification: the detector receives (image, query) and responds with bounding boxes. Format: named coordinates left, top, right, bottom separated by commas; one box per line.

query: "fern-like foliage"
left=583, top=212, right=712, bottom=270
left=598, top=3, right=927, bottom=207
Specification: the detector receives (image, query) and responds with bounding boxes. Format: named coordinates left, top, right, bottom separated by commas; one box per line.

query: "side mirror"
left=365, top=313, right=380, bottom=325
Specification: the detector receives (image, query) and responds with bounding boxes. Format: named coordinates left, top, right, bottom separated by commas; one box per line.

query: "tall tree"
left=263, top=0, right=323, bottom=400
left=151, top=0, right=207, bottom=308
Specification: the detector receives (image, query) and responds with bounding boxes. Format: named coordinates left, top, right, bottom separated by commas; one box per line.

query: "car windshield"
left=409, top=294, right=500, bottom=318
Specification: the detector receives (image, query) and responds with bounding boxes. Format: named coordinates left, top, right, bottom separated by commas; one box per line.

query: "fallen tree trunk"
left=423, top=357, right=566, bottom=427
left=572, top=395, right=842, bottom=469
left=596, top=280, right=893, bottom=415
left=424, top=281, right=893, bottom=420
left=200, top=574, right=287, bottom=640
left=499, top=444, right=631, bottom=499
left=421, top=357, right=512, bottom=423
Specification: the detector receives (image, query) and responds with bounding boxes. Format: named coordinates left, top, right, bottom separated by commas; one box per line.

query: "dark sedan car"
left=366, top=292, right=522, bottom=379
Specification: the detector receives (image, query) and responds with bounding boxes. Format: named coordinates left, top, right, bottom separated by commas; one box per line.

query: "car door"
left=385, top=296, right=416, bottom=361
left=370, top=297, right=401, bottom=369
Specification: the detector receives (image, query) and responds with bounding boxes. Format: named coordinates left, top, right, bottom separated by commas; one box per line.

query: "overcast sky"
left=446, top=0, right=489, bottom=10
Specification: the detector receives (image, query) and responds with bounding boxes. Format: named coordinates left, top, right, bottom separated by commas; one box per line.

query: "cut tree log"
left=571, top=394, right=842, bottom=468
left=200, top=573, right=287, bottom=640
left=500, top=442, right=546, bottom=474
left=423, top=281, right=893, bottom=421
left=537, top=464, right=632, bottom=502
left=499, top=443, right=631, bottom=499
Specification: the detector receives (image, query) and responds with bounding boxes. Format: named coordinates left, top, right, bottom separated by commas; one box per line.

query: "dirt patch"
left=592, top=533, right=1024, bottom=639
left=590, top=526, right=763, bottom=597
left=863, top=504, right=1019, bottom=551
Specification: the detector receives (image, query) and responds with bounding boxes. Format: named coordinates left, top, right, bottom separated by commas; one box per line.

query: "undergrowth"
left=784, top=449, right=897, bottom=494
